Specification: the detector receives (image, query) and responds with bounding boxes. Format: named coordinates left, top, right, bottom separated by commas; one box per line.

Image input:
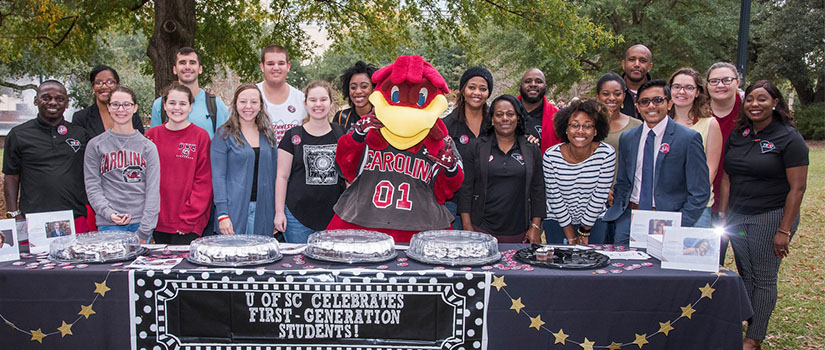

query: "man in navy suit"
left=604, top=79, right=709, bottom=245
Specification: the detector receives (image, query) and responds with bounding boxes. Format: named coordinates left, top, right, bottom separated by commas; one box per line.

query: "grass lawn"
left=743, top=147, right=825, bottom=349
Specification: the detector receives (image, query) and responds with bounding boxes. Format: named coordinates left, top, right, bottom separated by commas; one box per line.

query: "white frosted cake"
left=49, top=231, right=141, bottom=262
left=187, top=235, right=282, bottom=266
left=304, top=230, right=396, bottom=263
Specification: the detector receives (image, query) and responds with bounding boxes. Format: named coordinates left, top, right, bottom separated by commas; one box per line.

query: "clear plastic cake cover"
left=187, top=235, right=282, bottom=267
left=49, top=231, right=145, bottom=263
left=406, top=230, right=501, bottom=266
left=304, top=230, right=397, bottom=264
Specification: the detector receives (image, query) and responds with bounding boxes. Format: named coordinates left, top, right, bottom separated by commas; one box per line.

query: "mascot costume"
left=328, top=55, right=464, bottom=242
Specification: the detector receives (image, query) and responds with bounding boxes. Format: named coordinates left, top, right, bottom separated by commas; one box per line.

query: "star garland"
left=490, top=268, right=728, bottom=349
left=0, top=270, right=114, bottom=343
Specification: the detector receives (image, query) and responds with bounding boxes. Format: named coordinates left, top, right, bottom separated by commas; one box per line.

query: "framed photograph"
left=660, top=226, right=720, bottom=273
left=629, top=210, right=681, bottom=248
left=26, top=210, right=75, bottom=254
left=0, top=219, right=20, bottom=262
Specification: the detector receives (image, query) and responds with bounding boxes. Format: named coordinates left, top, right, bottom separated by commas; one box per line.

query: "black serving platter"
left=515, top=244, right=610, bottom=269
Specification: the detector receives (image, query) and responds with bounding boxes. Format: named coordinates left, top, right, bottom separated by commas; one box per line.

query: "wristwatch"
left=6, top=210, right=21, bottom=218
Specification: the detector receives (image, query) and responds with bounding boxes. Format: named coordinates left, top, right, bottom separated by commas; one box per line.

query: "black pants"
left=152, top=231, right=199, bottom=245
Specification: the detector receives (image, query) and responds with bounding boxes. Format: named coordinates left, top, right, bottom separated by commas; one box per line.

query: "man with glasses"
left=620, top=44, right=654, bottom=119
left=604, top=79, right=709, bottom=245
left=150, top=47, right=229, bottom=139
left=3, top=81, right=93, bottom=232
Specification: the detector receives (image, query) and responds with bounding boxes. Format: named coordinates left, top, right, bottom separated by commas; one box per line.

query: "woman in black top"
left=72, top=65, right=145, bottom=137
left=457, top=94, right=544, bottom=243
left=719, top=80, right=808, bottom=350
left=332, top=61, right=377, bottom=131
left=442, top=66, right=493, bottom=229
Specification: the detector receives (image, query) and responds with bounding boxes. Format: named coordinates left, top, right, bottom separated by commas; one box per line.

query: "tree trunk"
left=147, top=0, right=196, bottom=98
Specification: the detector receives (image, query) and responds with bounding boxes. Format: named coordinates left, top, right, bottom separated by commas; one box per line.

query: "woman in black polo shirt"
left=719, top=80, right=808, bottom=350
left=457, top=94, right=544, bottom=243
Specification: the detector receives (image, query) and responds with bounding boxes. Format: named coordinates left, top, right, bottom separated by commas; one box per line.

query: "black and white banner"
left=130, top=269, right=490, bottom=350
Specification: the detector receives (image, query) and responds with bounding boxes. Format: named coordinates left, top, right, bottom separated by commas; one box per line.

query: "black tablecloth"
left=0, top=244, right=752, bottom=349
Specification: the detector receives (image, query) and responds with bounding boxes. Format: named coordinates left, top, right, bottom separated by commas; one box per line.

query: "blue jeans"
left=693, top=207, right=712, bottom=228
left=284, top=207, right=316, bottom=243
left=244, top=201, right=257, bottom=235
left=97, top=223, right=140, bottom=233
left=543, top=218, right=608, bottom=244
left=445, top=201, right=463, bottom=230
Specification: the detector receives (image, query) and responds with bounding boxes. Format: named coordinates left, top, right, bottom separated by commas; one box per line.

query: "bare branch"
left=0, top=81, right=38, bottom=92
left=481, top=0, right=528, bottom=19
left=52, top=16, right=78, bottom=48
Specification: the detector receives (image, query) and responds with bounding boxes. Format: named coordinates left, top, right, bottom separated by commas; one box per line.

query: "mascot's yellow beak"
left=370, top=91, right=448, bottom=150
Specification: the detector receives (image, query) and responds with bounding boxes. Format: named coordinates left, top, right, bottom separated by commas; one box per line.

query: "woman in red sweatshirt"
left=146, top=83, right=213, bottom=244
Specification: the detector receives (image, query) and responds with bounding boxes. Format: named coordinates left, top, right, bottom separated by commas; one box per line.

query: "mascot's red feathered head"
left=369, top=55, right=450, bottom=149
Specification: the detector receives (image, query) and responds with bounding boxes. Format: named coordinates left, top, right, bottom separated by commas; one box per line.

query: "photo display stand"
left=629, top=209, right=681, bottom=248
left=26, top=210, right=76, bottom=254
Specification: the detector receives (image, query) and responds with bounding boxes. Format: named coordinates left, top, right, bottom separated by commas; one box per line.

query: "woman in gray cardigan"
left=211, top=83, right=278, bottom=236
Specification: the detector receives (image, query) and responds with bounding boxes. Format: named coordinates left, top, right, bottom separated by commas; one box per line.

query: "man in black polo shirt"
left=3, top=80, right=91, bottom=232
left=620, top=44, right=653, bottom=119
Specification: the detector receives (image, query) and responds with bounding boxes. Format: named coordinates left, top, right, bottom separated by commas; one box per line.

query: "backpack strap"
left=205, top=92, right=218, bottom=132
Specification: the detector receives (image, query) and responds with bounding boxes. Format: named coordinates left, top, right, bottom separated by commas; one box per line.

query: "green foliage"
left=794, top=103, right=825, bottom=140
left=576, top=0, right=740, bottom=84
left=750, top=0, right=824, bottom=105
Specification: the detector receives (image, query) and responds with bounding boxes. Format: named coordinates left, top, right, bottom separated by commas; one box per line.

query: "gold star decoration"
left=30, top=328, right=46, bottom=343
left=580, top=337, right=595, bottom=350
left=658, top=321, right=674, bottom=336
left=552, top=329, right=569, bottom=345
left=529, top=314, right=545, bottom=330
left=510, top=297, right=525, bottom=314
left=490, top=275, right=507, bottom=291
left=699, top=283, right=716, bottom=299
left=94, top=281, right=111, bottom=297
left=633, top=333, right=649, bottom=348
left=680, top=304, right=696, bottom=319
left=78, top=304, right=96, bottom=319
left=713, top=271, right=727, bottom=276
left=57, top=321, right=73, bottom=337
left=608, top=341, right=623, bottom=350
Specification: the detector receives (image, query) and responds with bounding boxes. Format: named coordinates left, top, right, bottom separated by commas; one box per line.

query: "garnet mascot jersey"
left=334, top=143, right=454, bottom=231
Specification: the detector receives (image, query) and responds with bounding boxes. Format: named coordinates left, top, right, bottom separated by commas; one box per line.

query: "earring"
left=772, top=106, right=776, bottom=111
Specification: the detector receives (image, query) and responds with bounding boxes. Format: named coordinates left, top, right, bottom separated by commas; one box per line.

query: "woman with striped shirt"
left=543, top=99, right=615, bottom=244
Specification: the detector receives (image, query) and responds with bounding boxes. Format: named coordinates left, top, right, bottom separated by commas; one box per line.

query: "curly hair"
left=339, top=61, right=377, bottom=109
left=552, top=98, right=610, bottom=143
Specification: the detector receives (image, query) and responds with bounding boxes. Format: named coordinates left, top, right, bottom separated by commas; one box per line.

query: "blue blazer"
left=604, top=117, right=709, bottom=227
left=211, top=128, right=277, bottom=235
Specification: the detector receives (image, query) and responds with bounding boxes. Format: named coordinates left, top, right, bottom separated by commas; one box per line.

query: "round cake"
left=187, top=235, right=282, bottom=266
left=304, top=230, right=396, bottom=263
left=407, top=230, right=501, bottom=266
left=49, top=231, right=142, bottom=263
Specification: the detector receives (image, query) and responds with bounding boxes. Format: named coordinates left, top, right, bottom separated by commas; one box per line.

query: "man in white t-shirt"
left=257, top=44, right=306, bottom=145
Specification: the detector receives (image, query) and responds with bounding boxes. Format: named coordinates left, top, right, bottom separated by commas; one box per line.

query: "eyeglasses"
left=637, top=96, right=667, bottom=107
left=671, top=84, right=697, bottom=92
left=708, top=77, right=737, bottom=86
left=93, top=80, right=117, bottom=87
left=568, top=124, right=595, bottom=131
left=108, top=102, right=134, bottom=110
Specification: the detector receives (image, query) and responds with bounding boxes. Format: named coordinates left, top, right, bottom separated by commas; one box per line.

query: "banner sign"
left=131, top=269, right=490, bottom=349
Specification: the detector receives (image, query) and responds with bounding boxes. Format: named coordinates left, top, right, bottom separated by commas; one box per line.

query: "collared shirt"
left=524, top=103, right=544, bottom=140
left=480, top=139, right=527, bottom=236
left=630, top=117, right=668, bottom=206
left=2, top=117, right=90, bottom=217
left=724, top=119, right=808, bottom=215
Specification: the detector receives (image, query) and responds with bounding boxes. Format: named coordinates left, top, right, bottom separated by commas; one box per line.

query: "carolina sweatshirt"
left=84, top=130, right=160, bottom=240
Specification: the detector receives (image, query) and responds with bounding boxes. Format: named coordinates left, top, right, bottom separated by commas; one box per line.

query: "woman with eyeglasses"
left=668, top=68, right=722, bottom=228
left=457, top=94, right=545, bottom=243
left=543, top=99, right=615, bottom=244
left=718, top=80, right=808, bottom=350
left=84, top=86, right=160, bottom=243
left=73, top=65, right=145, bottom=137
